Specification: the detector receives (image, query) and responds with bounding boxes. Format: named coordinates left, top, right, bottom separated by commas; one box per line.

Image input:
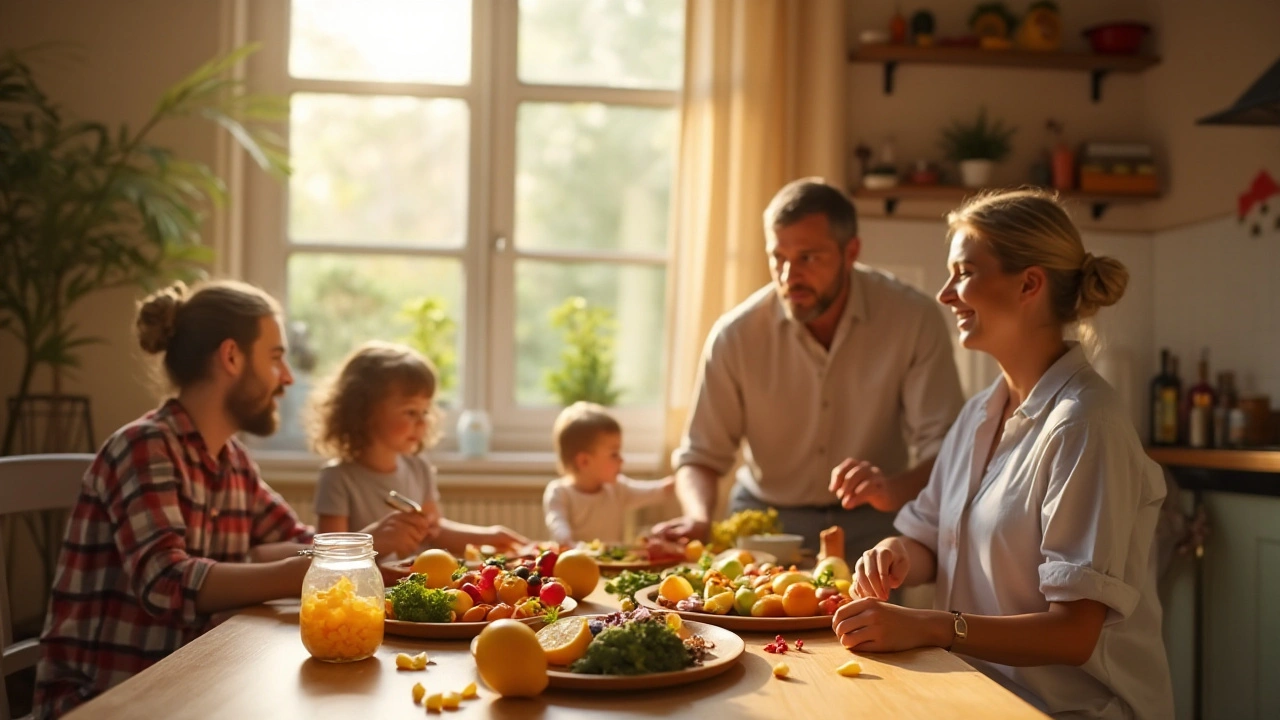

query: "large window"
left=244, top=0, right=685, bottom=455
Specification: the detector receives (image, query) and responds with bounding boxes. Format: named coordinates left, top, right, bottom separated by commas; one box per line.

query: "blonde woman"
left=834, top=190, right=1173, bottom=719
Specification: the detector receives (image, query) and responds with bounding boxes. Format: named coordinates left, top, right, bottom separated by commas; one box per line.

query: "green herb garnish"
left=569, top=620, right=693, bottom=675
left=385, top=573, right=454, bottom=623
left=603, top=569, right=662, bottom=602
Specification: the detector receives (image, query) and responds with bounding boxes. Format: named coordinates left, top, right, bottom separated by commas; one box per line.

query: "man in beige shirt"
left=653, top=179, right=964, bottom=558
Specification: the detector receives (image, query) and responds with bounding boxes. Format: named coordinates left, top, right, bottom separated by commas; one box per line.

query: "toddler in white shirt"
left=543, top=402, right=674, bottom=546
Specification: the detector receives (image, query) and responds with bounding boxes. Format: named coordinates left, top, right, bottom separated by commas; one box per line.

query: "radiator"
left=272, top=480, right=549, bottom=541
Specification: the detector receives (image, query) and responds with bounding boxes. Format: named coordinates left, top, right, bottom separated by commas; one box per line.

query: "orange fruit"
left=472, top=619, right=548, bottom=697
left=658, top=575, right=695, bottom=603
left=782, top=582, right=819, bottom=617
left=750, top=595, right=786, bottom=617
left=412, top=549, right=459, bottom=589
left=553, top=550, right=600, bottom=601
left=535, top=617, right=593, bottom=666
left=445, top=588, right=473, bottom=615
left=497, top=576, right=529, bottom=605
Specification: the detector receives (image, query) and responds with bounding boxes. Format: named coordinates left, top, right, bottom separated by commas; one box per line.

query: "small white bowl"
left=736, top=534, right=804, bottom=565
left=863, top=174, right=899, bottom=190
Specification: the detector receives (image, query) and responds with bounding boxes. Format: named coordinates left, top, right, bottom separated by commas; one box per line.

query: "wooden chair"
left=0, top=454, right=93, bottom=720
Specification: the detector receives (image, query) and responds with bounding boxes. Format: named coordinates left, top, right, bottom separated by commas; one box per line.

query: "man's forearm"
left=887, top=455, right=936, bottom=510
left=195, top=555, right=310, bottom=614
left=675, top=464, right=720, bottom=521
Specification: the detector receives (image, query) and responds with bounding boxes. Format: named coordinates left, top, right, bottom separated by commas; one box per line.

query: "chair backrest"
left=0, top=453, right=94, bottom=720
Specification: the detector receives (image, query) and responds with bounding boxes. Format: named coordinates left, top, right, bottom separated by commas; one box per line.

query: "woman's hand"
left=832, top=598, right=952, bottom=653
left=854, top=537, right=912, bottom=600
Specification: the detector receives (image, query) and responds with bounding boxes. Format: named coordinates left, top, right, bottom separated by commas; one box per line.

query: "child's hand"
left=487, top=526, right=531, bottom=552
left=363, top=511, right=432, bottom=559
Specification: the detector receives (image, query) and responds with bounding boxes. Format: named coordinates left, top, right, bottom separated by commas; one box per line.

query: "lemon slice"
left=535, top=617, right=593, bottom=666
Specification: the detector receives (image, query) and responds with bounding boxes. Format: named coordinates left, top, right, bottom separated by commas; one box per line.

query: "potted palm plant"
left=939, top=107, right=1017, bottom=188
left=0, top=45, right=288, bottom=454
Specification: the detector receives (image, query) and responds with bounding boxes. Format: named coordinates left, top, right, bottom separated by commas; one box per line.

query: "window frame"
left=240, top=0, right=677, bottom=463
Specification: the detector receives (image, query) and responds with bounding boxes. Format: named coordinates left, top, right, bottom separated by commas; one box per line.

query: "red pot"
left=1082, top=22, right=1150, bottom=55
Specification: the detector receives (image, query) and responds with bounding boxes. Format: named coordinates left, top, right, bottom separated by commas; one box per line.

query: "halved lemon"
left=535, top=617, right=593, bottom=666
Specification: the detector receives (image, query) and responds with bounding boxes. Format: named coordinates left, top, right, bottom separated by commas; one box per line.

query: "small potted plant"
left=544, top=297, right=621, bottom=407
left=939, top=107, right=1017, bottom=188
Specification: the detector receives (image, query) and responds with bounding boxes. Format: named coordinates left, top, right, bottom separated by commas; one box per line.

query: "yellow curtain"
left=661, top=0, right=848, bottom=460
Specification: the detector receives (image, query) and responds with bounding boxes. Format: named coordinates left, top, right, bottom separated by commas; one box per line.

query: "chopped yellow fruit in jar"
left=836, top=659, right=863, bottom=677
left=772, top=662, right=790, bottom=678
left=411, top=682, right=425, bottom=704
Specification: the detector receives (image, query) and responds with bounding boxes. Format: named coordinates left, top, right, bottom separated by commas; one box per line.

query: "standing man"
left=34, top=280, right=430, bottom=718
left=654, top=179, right=964, bottom=559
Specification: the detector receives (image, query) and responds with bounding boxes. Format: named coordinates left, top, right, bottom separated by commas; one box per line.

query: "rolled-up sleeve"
left=107, top=443, right=214, bottom=628
left=671, top=326, right=744, bottom=476
left=899, top=306, right=964, bottom=460
left=1037, top=421, right=1150, bottom=623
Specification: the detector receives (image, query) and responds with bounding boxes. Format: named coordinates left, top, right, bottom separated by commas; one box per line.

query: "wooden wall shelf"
left=851, top=185, right=1161, bottom=220
left=1146, top=447, right=1280, bottom=474
left=848, top=44, right=1161, bottom=102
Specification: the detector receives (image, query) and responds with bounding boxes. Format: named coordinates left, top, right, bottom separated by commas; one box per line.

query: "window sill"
left=255, top=449, right=663, bottom=488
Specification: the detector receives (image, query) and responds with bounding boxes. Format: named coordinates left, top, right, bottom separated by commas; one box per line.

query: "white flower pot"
left=959, top=159, right=995, bottom=188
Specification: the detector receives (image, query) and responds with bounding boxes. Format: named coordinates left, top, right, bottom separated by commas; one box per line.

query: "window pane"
left=287, top=253, right=464, bottom=408
left=290, top=94, right=469, bottom=246
left=290, top=0, right=471, bottom=84
left=516, top=103, right=676, bottom=253
left=514, top=260, right=665, bottom=407
left=518, top=0, right=684, bottom=89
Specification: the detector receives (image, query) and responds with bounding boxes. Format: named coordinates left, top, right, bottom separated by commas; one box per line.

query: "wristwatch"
left=948, top=610, right=967, bottom=650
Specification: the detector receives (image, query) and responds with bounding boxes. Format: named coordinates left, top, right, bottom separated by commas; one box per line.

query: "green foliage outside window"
left=543, top=296, right=621, bottom=407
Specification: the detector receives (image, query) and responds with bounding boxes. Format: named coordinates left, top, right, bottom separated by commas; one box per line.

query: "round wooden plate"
left=383, top=597, right=577, bottom=640
left=633, top=584, right=833, bottom=632
left=542, top=618, right=745, bottom=691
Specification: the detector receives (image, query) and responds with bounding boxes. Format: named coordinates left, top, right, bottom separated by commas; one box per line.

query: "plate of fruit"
left=633, top=555, right=854, bottom=632
left=582, top=537, right=691, bottom=573
left=472, top=609, right=744, bottom=692
left=383, top=549, right=587, bottom=640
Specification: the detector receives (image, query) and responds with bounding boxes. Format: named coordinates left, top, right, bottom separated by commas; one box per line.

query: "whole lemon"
left=472, top=619, right=549, bottom=697
left=552, top=549, right=600, bottom=601
left=412, top=549, right=459, bottom=589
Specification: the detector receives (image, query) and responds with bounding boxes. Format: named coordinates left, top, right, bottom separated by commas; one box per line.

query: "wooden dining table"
left=66, top=579, right=1049, bottom=719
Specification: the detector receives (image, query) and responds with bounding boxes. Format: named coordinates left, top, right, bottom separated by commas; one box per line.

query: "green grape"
left=710, top=508, right=782, bottom=550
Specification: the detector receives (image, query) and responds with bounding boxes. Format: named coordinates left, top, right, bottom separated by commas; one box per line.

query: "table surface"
left=67, top=581, right=1049, bottom=720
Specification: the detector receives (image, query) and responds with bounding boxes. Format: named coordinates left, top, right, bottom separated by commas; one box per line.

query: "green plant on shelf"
left=939, top=106, right=1017, bottom=162
left=543, top=296, right=621, bottom=407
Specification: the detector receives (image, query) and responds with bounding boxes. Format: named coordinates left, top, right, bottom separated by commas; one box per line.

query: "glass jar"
left=299, top=533, right=385, bottom=663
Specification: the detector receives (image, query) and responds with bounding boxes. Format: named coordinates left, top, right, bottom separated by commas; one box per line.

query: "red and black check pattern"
left=33, top=399, right=312, bottom=718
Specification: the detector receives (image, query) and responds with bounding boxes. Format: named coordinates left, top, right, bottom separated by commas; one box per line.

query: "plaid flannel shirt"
left=33, top=400, right=313, bottom=718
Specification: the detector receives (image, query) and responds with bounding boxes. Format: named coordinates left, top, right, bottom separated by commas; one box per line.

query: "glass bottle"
left=299, top=532, right=385, bottom=663
left=1149, top=348, right=1180, bottom=446
left=456, top=409, right=492, bottom=457
left=1186, top=349, right=1216, bottom=449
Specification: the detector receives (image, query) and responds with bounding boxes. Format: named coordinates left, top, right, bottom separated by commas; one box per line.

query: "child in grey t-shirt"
left=309, top=342, right=529, bottom=555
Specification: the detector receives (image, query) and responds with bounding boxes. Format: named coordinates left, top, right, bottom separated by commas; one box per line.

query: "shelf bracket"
left=883, top=61, right=897, bottom=95
left=884, top=198, right=899, bottom=215
left=1090, top=69, right=1109, bottom=103
left=1091, top=202, right=1108, bottom=220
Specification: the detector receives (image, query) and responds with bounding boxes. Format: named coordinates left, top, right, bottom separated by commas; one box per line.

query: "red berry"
left=775, top=634, right=784, bottom=642
left=796, top=640, right=804, bottom=650
left=539, top=581, right=567, bottom=606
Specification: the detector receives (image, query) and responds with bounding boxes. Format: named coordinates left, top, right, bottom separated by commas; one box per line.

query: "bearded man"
left=34, top=280, right=430, bottom=718
left=654, top=179, right=965, bottom=559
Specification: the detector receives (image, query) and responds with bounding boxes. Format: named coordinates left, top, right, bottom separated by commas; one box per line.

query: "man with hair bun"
left=33, top=280, right=431, bottom=718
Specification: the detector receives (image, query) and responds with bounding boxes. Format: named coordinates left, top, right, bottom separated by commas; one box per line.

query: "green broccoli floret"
left=386, top=573, right=453, bottom=623
left=569, top=620, right=692, bottom=675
